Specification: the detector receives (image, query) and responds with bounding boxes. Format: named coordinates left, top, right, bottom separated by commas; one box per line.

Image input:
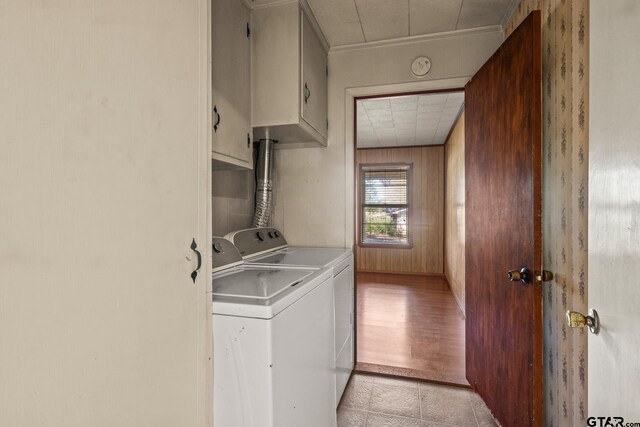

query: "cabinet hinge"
left=326, top=65, right=328, bottom=77
left=246, top=22, right=251, bottom=38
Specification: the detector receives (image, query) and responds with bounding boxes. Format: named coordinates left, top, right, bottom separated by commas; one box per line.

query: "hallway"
left=356, top=273, right=467, bottom=386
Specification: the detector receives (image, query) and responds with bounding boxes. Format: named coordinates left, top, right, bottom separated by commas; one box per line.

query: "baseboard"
left=357, top=269, right=445, bottom=278
left=443, top=275, right=466, bottom=318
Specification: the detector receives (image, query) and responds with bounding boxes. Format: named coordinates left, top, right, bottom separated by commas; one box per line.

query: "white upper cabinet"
left=212, top=0, right=253, bottom=168
left=301, top=11, right=329, bottom=140
left=252, top=1, right=328, bottom=147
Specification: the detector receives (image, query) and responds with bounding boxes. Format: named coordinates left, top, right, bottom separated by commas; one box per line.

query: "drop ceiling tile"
left=390, top=95, right=418, bottom=106
left=308, top=0, right=360, bottom=25
left=416, top=133, right=436, bottom=142
left=363, top=99, right=391, bottom=111
left=358, top=140, right=378, bottom=148
left=393, top=115, right=417, bottom=125
left=366, top=110, right=393, bottom=120
left=409, top=0, right=462, bottom=35
left=394, top=123, right=416, bottom=131
left=397, top=136, right=416, bottom=145
left=445, top=96, right=464, bottom=108
left=395, top=128, right=416, bottom=135
left=416, top=116, right=440, bottom=129
left=457, top=0, right=512, bottom=29
left=355, top=0, right=409, bottom=42
left=321, top=22, right=366, bottom=46
left=359, top=130, right=377, bottom=138
left=418, top=93, right=449, bottom=105
left=391, top=102, right=418, bottom=112
left=372, top=120, right=394, bottom=129
left=442, top=104, right=462, bottom=116
left=418, top=104, right=446, bottom=114
left=392, top=109, right=417, bottom=118
left=375, top=132, right=396, bottom=140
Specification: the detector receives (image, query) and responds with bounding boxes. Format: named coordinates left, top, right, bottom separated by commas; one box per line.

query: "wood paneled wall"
left=444, top=113, right=465, bottom=314
left=356, top=146, right=444, bottom=275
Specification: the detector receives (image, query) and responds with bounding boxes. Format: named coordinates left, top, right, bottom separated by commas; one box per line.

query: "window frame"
left=358, top=162, right=413, bottom=249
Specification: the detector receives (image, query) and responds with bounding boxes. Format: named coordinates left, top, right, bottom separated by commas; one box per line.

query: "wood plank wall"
left=444, top=113, right=465, bottom=314
left=356, top=146, right=444, bottom=275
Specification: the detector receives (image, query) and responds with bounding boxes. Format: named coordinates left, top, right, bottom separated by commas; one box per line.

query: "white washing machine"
left=212, top=237, right=336, bottom=427
left=224, top=228, right=355, bottom=405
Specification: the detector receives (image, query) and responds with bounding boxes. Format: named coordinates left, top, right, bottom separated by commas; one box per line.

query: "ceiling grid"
left=305, top=0, right=518, bottom=46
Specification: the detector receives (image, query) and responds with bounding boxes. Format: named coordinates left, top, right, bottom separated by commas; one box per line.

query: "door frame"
left=345, top=77, right=469, bottom=370
left=197, top=0, right=214, bottom=425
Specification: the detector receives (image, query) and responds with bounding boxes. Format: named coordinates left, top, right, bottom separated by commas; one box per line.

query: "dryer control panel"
left=225, top=228, right=288, bottom=258
left=212, top=237, right=244, bottom=272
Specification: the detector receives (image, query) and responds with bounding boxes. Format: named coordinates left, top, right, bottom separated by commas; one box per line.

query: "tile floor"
left=337, top=373, right=499, bottom=427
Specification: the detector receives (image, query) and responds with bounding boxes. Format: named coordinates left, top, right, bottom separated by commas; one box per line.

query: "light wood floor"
left=356, top=272, right=468, bottom=386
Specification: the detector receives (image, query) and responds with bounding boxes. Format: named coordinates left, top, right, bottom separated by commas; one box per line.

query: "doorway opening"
left=353, top=89, right=468, bottom=386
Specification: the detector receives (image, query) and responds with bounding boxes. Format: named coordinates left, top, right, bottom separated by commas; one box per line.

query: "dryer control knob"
left=257, top=231, right=266, bottom=241
left=268, top=231, right=274, bottom=238
left=213, top=242, right=223, bottom=253
left=274, top=230, right=280, bottom=238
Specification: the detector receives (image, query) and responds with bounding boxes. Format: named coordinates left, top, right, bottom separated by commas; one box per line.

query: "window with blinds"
left=360, top=164, right=411, bottom=246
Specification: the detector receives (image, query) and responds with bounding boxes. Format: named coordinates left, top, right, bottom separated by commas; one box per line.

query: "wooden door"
left=212, top=0, right=252, bottom=167
left=301, top=10, right=328, bottom=138
left=0, top=1, right=211, bottom=426
left=589, top=0, right=640, bottom=418
left=465, top=11, right=542, bottom=427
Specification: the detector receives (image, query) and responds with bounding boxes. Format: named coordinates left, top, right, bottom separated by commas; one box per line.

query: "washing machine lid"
left=213, top=267, right=313, bottom=300
left=212, top=266, right=332, bottom=319
left=246, top=247, right=352, bottom=269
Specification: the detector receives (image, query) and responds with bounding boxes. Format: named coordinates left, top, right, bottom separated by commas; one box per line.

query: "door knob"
left=507, top=268, right=554, bottom=284
left=507, top=267, right=531, bottom=283
left=566, top=309, right=600, bottom=334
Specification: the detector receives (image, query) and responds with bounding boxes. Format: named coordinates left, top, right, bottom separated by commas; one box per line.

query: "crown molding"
left=330, top=25, right=503, bottom=53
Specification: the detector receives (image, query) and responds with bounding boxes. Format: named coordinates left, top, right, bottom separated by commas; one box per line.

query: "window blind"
left=360, top=165, right=410, bottom=246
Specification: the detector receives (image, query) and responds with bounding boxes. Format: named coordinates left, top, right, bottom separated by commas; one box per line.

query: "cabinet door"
left=0, top=1, right=210, bottom=426
left=301, top=11, right=328, bottom=138
left=212, top=0, right=252, bottom=167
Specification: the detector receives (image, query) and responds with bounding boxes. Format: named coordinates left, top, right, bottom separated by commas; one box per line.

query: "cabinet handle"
left=304, top=83, right=311, bottom=104
left=190, top=238, right=202, bottom=283
left=213, top=106, right=221, bottom=132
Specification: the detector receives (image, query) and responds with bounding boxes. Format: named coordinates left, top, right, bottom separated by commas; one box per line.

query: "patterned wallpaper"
left=506, top=1, right=589, bottom=426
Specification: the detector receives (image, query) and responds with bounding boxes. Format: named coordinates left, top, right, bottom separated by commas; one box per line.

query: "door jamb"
left=345, top=77, right=470, bottom=368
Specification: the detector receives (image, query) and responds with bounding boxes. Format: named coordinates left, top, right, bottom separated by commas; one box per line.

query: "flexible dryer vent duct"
left=252, top=139, right=276, bottom=227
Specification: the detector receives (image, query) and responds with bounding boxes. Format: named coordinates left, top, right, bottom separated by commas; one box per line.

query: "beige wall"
left=444, top=113, right=465, bottom=314
left=506, top=1, right=589, bottom=425
left=271, top=28, right=503, bottom=248
left=212, top=167, right=255, bottom=237
left=356, top=146, right=444, bottom=275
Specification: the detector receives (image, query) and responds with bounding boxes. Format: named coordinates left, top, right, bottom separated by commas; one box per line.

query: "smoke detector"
left=411, top=56, right=431, bottom=78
